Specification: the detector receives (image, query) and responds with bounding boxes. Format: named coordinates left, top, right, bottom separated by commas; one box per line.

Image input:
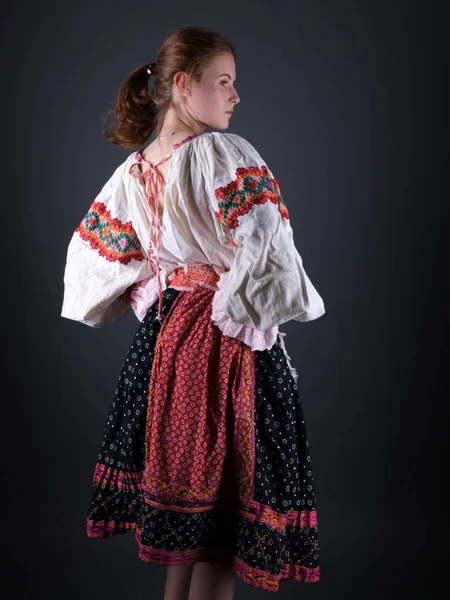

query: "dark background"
left=3, top=0, right=444, bottom=598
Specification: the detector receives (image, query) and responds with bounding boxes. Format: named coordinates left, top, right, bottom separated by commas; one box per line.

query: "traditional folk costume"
left=61, top=131, right=325, bottom=592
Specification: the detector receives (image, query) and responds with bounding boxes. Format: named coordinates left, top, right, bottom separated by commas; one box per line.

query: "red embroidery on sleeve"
left=214, top=165, right=289, bottom=245
left=76, top=201, right=144, bottom=264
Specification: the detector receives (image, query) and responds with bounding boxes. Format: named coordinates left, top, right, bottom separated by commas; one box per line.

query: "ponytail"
left=101, top=64, right=157, bottom=149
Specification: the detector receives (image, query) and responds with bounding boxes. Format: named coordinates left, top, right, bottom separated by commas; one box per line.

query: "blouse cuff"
left=211, top=271, right=279, bottom=351
left=128, top=277, right=159, bottom=321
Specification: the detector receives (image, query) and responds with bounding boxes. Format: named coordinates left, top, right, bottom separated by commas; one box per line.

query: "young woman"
left=61, top=26, right=325, bottom=599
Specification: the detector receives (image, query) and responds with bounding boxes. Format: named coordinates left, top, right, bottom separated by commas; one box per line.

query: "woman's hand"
left=211, top=264, right=226, bottom=276
left=166, top=269, right=177, bottom=285
left=166, top=264, right=226, bottom=284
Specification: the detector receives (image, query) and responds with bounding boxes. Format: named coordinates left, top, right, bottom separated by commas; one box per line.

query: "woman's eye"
left=220, top=80, right=228, bottom=86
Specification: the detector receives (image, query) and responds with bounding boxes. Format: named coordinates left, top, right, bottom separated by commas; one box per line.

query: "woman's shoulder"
left=184, top=131, right=264, bottom=168
left=196, top=130, right=259, bottom=150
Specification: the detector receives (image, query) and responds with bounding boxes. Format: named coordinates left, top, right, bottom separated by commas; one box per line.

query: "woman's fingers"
left=166, top=269, right=177, bottom=284
left=212, top=264, right=226, bottom=276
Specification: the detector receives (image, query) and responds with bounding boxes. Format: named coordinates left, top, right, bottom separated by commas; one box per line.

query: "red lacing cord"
left=128, top=150, right=172, bottom=322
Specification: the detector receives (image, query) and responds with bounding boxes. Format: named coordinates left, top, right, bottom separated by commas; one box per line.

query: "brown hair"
left=101, top=26, right=236, bottom=149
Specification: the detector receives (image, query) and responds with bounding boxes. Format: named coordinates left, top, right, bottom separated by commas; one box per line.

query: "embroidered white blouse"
left=61, top=131, right=325, bottom=350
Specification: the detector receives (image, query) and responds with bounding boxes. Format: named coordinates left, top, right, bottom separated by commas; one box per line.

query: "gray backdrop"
left=3, top=0, right=443, bottom=598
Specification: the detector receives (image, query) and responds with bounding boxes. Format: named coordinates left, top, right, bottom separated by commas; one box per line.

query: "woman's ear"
left=172, top=71, right=189, bottom=98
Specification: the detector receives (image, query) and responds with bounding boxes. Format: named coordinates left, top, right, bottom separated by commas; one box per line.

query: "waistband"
left=166, top=264, right=220, bottom=292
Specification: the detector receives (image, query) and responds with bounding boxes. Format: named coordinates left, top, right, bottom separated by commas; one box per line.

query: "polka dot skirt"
left=85, top=265, right=320, bottom=592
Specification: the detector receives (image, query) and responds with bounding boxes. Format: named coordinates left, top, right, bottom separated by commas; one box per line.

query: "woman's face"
left=180, top=52, right=240, bottom=130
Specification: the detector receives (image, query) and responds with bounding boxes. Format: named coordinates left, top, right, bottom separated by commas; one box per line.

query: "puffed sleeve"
left=202, top=132, right=325, bottom=331
left=61, top=160, right=153, bottom=327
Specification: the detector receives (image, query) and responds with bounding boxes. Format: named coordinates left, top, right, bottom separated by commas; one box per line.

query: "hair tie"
left=147, top=62, right=156, bottom=76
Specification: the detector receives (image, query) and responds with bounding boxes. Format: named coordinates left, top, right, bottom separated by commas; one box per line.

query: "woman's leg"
left=188, top=561, right=237, bottom=600
left=163, top=564, right=195, bottom=600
